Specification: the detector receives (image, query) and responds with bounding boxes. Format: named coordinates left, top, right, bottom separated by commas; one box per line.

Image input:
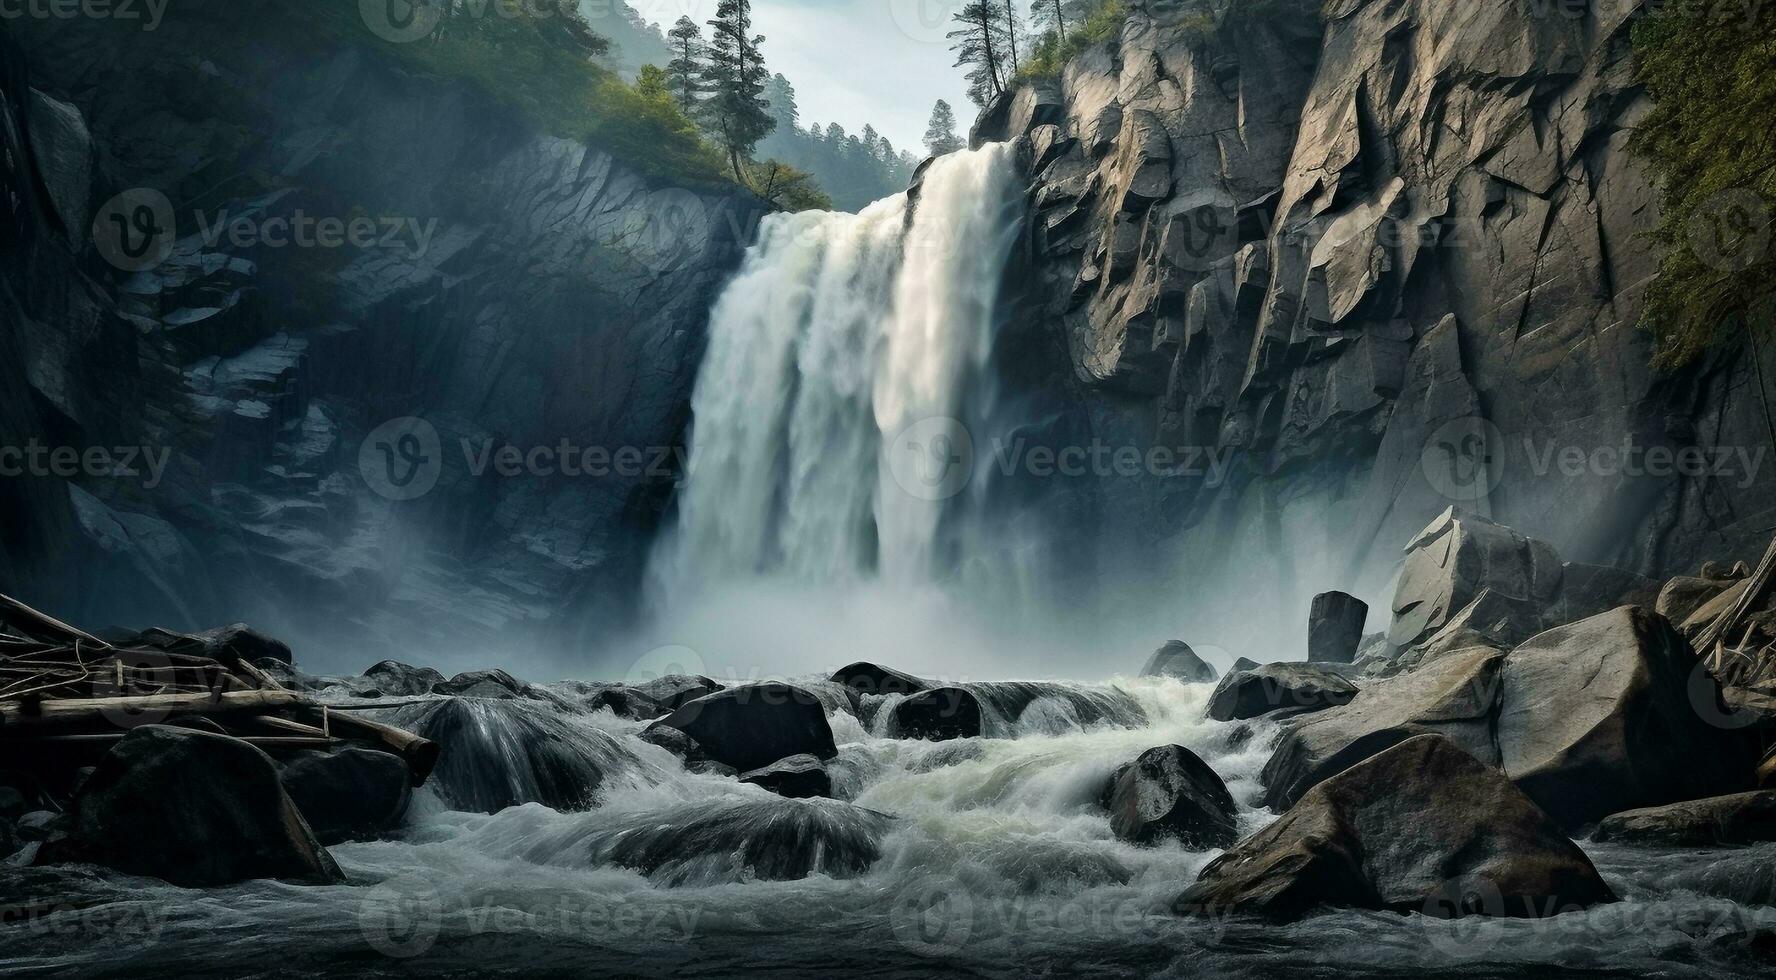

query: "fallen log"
left=0, top=689, right=307, bottom=729
left=26, top=733, right=339, bottom=750
left=1699, top=535, right=1776, bottom=680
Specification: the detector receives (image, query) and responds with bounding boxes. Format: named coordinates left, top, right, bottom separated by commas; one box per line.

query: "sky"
left=622, top=0, right=978, bottom=153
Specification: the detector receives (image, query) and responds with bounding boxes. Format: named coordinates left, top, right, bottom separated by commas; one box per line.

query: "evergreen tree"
left=1003, top=0, right=1023, bottom=77
left=703, top=0, right=775, bottom=178
left=664, top=15, right=706, bottom=113
left=860, top=124, right=880, bottom=158
left=1029, top=0, right=1083, bottom=43
left=923, top=100, right=965, bottom=157
left=764, top=73, right=799, bottom=135
left=950, top=2, right=1009, bottom=107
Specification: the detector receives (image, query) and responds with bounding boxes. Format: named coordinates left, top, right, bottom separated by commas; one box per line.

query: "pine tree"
left=1003, top=0, right=1023, bottom=77
left=703, top=0, right=775, bottom=179
left=665, top=15, right=706, bottom=113
left=923, top=100, right=965, bottom=157
left=764, top=73, right=799, bottom=135
left=950, top=2, right=1009, bottom=107
left=1029, top=0, right=1079, bottom=43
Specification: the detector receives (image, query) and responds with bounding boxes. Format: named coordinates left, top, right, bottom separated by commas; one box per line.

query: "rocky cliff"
left=0, top=6, right=762, bottom=669
left=973, top=0, right=1776, bottom=650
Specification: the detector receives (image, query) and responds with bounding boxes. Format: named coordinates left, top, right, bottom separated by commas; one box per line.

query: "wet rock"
left=410, top=698, right=641, bottom=814
left=1103, top=745, right=1239, bottom=848
left=582, top=797, right=893, bottom=885
left=362, top=661, right=446, bottom=697
left=656, top=682, right=838, bottom=773
left=892, top=687, right=983, bottom=741
left=631, top=674, right=723, bottom=711
left=1207, top=663, right=1358, bottom=722
left=1176, top=735, right=1614, bottom=922
left=1592, top=791, right=1776, bottom=847
left=739, top=755, right=832, bottom=800
left=1497, top=606, right=1751, bottom=829
left=1140, top=641, right=1219, bottom=683
left=1262, top=647, right=1506, bottom=810
left=25, top=89, right=92, bottom=247
left=432, top=669, right=529, bottom=700
left=122, top=623, right=295, bottom=666
left=278, top=748, right=412, bottom=845
left=1307, top=592, right=1368, bottom=664
left=15, top=811, right=63, bottom=843
left=829, top=662, right=930, bottom=697
left=37, top=726, right=341, bottom=887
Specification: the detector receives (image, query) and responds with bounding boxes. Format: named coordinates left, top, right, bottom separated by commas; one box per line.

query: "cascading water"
left=656, top=143, right=1024, bottom=590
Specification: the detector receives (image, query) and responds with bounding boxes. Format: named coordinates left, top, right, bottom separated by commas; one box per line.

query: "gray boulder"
left=1207, top=663, right=1358, bottom=722
left=892, top=687, right=984, bottom=741
left=631, top=674, right=723, bottom=711
left=1592, top=791, right=1776, bottom=847
left=1261, top=646, right=1506, bottom=810
left=432, top=669, right=529, bottom=699
left=739, top=755, right=832, bottom=800
left=38, top=726, right=341, bottom=887
left=1102, top=745, right=1238, bottom=848
left=657, top=682, right=838, bottom=772
left=1307, top=592, right=1368, bottom=664
left=1176, top=736, right=1614, bottom=922
left=362, top=661, right=445, bottom=697
left=1497, top=606, right=1751, bottom=829
left=279, top=748, right=412, bottom=845
left=1388, top=508, right=1562, bottom=651
left=1140, top=641, right=1219, bottom=682
left=829, top=662, right=930, bottom=697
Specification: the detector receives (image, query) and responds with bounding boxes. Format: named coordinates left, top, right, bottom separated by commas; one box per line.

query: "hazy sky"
left=624, top=0, right=978, bottom=153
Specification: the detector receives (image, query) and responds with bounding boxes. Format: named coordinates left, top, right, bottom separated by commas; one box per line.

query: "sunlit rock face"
left=974, top=0, right=1776, bottom=654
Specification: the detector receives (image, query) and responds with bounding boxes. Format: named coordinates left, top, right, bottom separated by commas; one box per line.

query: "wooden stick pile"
left=0, top=594, right=437, bottom=784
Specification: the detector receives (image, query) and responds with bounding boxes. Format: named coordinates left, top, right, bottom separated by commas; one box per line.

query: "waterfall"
left=655, top=144, right=1024, bottom=592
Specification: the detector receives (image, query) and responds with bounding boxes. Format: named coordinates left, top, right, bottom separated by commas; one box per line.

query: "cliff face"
left=0, top=9, right=761, bottom=666
left=974, top=0, right=1776, bottom=645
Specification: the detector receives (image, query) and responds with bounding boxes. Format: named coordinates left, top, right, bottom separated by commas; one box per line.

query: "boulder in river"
left=1261, top=646, right=1506, bottom=809
left=1497, top=606, right=1750, bottom=829
left=278, top=747, right=412, bottom=845
left=657, top=682, right=839, bottom=772
left=891, top=687, right=983, bottom=741
left=582, top=797, right=893, bottom=885
left=740, top=754, right=833, bottom=799
left=631, top=674, right=723, bottom=711
left=432, top=668, right=530, bottom=699
left=1592, top=791, right=1776, bottom=847
left=38, top=726, right=342, bottom=887
left=1102, top=745, right=1238, bottom=848
left=829, top=662, right=931, bottom=697
left=1206, top=663, right=1358, bottom=722
left=1176, top=735, right=1614, bottom=922
left=1140, top=641, right=1219, bottom=682
left=1307, top=592, right=1368, bottom=664
left=411, top=697, right=641, bottom=813
left=361, top=661, right=445, bottom=697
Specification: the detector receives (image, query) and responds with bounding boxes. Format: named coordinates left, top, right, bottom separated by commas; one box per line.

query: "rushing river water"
left=5, top=676, right=1776, bottom=978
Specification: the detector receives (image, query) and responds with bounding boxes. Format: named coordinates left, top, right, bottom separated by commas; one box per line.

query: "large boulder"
left=1261, top=646, right=1506, bottom=809
left=829, top=662, right=930, bottom=697
left=432, top=669, right=529, bottom=699
left=582, top=797, right=893, bottom=885
left=1206, top=663, right=1358, bottom=722
left=1140, top=641, right=1219, bottom=682
left=891, top=687, right=984, bottom=741
left=1496, top=606, right=1751, bottom=829
left=278, top=748, right=412, bottom=845
left=1592, top=791, right=1776, bottom=847
left=361, top=661, right=445, bottom=697
left=1307, top=592, right=1368, bottom=664
left=1102, top=745, right=1239, bottom=848
left=38, top=726, right=341, bottom=887
left=631, top=674, right=723, bottom=711
left=1176, top=736, right=1614, bottom=922
left=739, top=755, right=832, bottom=800
left=656, top=682, right=838, bottom=772
left=411, top=698, right=640, bottom=813
left=1388, top=508, right=1563, bottom=651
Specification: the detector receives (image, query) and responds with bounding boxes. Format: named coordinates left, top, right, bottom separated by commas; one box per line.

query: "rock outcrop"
left=1139, top=640, right=1219, bottom=682
left=1206, top=662, right=1357, bottom=722
left=1177, top=735, right=1614, bottom=922
left=891, top=687, right=985, bottom=741
left=972, top=0, right=1775, bottom=665
left=278, top=747, right=412, bottom=845
left=1307, top=592, right=1367, bottom=664
left=1592, top=791, right=1776, bottom=847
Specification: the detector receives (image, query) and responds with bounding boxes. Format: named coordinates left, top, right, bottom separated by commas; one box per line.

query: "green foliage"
left=746, top=160, right=833, bottom=212
left=1630, top=5, right=1776, bottom=367
left=1015, top=0, right=1125, bottom=81
left=924, top=100, right=966, bottom=157
left=292, top=1, right=725, bottom=182
left=702, top=0, right=776, bottom=178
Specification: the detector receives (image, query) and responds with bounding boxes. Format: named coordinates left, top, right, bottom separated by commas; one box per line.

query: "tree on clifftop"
left=950, top=1, right=1010, bottom=107
left=664, top=15, right=707, bottom=114
left=702, top=0, right=775, bottom=179
left=924, top=100, right=965, bottom=157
